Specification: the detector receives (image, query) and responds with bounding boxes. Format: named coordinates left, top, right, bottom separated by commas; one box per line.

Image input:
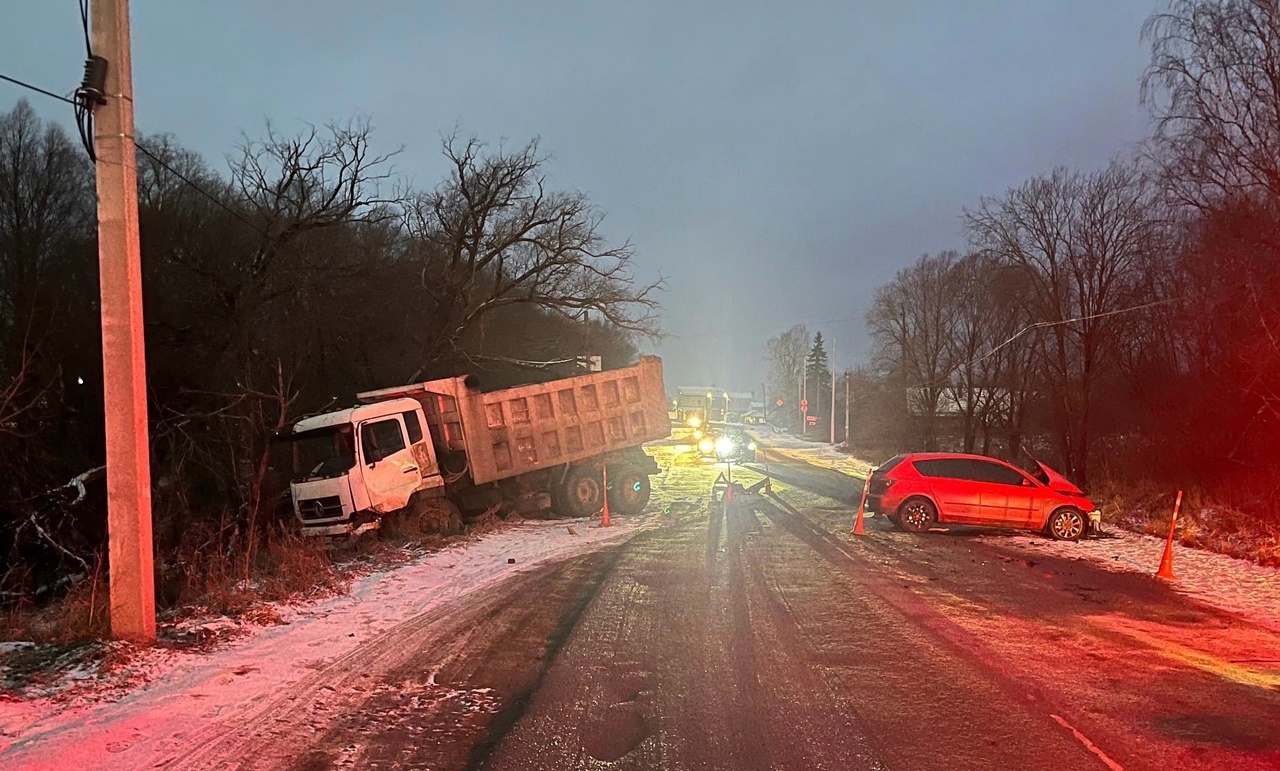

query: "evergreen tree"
left=805, top=332, right=832, bottom=420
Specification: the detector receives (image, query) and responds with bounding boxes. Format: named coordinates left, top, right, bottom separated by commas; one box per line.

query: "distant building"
left=674, top=387, right=756, bottom=424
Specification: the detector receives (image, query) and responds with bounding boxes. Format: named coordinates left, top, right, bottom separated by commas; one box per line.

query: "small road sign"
left=800, top=398, right=809, bottom=412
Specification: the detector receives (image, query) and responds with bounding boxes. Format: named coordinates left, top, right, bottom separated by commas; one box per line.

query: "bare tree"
left=867, top=252, right=959, bottom=451
left=0, top=100, right=93, bottom=363
left=966, top=162, right=1157, bottom=483
left=764, top=325, right=809, bottom=430
left=400, top=136, right=661, bottom=370
left=944, top=253, right=1003, bottom=453
left=232, top=118, right=401, bottom=280
left=1143, top=0, right=1280, bottom=211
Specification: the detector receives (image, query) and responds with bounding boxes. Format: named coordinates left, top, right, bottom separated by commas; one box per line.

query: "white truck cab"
left=284, top=398, right=444, bottom=536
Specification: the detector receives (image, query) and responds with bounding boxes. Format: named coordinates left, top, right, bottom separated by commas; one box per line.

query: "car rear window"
left=876, top=455, right=907, bottom=473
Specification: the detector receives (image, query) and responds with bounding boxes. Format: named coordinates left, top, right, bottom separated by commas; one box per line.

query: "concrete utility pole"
left=799, top=364, right=806, bottom=436
left=829, top=343, right=836, bottom=445
left=844, top=369, right=850, bottom=446
left=93, top=0, right=155, bottom=641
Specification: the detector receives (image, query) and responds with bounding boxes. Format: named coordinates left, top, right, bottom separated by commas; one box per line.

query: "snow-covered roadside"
left=0, top=513, right=656, bottom=763
left=748, top=432, right=1280, bottom=635
left=749, top=431, right=875, bottom=478
left=979, top=529, right=1280, bottom=634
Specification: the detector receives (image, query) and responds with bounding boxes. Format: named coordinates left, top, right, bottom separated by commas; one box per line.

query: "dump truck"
left=279, top=356, right=670, bottom=536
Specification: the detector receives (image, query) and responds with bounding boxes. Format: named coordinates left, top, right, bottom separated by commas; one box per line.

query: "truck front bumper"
left=300, top=510, right=380, bottom=538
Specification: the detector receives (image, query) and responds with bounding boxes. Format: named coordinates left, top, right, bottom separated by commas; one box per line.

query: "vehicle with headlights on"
left=697, top=428, right=757, bottom=464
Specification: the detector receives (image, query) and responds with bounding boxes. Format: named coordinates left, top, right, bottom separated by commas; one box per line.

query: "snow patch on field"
left=749, top=431, right=875, bottom=478
left=0, top=513, right=656, bottom=767
left=982, top=529, right=1280, bottom=634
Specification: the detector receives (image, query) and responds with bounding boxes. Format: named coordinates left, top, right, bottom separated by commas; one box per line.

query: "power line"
left=78, top=0, right=92, bottom=56
left=0, top=72, right=77, bottom=105
left=968, top=296, right=1180, bottom=368
left=131, top=140, right=267, bottom=238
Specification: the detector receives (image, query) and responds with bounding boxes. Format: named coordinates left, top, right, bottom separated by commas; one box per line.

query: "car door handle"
left=403, top=466, right=418, bottom=474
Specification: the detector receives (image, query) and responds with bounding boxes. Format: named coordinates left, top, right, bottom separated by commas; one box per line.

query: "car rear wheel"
left=898, top=497, right=937, bottom=533
left=1047, top=507, right=1086, bottom=541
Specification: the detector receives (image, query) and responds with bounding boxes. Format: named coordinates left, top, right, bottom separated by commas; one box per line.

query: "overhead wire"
left=73, top=0, right=97, bottom=160
left=131, top=141, right=270, bottom=238
left=0, top=73, right=77, bottom=105
left=964, top=296, right=1181, bottom=368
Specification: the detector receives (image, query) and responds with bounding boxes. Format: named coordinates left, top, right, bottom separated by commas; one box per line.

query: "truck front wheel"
left=553, top=465, right=604, bottom=518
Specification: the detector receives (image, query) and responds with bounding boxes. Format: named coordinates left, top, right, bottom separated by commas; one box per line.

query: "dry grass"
left=1, top=508, right=518, bottom=649
left=1096, top=479, right=1280, bottom=567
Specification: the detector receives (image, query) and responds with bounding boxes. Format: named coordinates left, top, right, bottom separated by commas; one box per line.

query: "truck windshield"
left=288, top=426, right=356, bottom=481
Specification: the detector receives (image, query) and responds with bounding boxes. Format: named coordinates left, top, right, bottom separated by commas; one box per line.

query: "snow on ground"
left=748, top=430, right=876, bottom=478
left=747, top=431, right=1280, bottom=634
left=979, top=528, right=1280, bottom=634
left=0, top=512, right=658, bottom=763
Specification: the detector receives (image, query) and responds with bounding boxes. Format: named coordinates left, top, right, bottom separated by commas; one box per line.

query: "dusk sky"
left=2, top=1, right=1158, bottom=393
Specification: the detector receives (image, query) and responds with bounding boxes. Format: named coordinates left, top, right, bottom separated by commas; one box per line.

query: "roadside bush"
left=1096, top=480, right=1280, bottom=567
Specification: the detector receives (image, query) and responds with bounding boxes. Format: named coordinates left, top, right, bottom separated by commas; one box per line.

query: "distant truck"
left=279, top=357, right=670, bottom=536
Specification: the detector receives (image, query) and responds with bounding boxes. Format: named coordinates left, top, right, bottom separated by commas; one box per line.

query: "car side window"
left=401, top=410, right=424, bottom=444
left=361, top=418, right=406, bottom=464
left=912, top=458, right=1027, bottom=485
left=970, top=459, right=1030, bottom=486
left=913, top=459, right=972, bottom=479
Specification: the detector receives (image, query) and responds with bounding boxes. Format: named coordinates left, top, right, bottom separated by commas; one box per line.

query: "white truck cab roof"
left=291, top=397, right=421, bottom=434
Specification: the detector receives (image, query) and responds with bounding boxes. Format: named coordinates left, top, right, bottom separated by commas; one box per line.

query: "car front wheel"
left=1046, top=507, right=1086, bottom=541
left=898, top=497, right=937, bottom=533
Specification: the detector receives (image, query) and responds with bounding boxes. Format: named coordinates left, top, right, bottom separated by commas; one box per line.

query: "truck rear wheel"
left=608, top=470, right=651, bottom=515
left=553, top=465, right=603, bottom=518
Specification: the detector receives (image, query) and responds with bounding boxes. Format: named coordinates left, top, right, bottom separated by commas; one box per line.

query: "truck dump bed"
left=357, top=356, right=669, bottom=486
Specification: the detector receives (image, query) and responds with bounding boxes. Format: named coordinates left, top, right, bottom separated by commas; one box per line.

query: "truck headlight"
left=688, top=415, right=702, bottom=429
left=715, top=436, right=734, bottom=456
left=747, top=441, right=757, bottom=451
left=699, top=437, right=715, bottom=454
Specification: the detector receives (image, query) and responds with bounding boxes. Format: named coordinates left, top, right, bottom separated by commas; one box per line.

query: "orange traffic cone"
left=1156, top=490, right=1182, bottom=580
left=853, top=474, right=871, bottom=536
left=601, top=465, right=611, bottom=528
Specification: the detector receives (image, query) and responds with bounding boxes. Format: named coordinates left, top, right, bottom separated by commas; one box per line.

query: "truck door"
left=357, top=416, right=422, bottom=512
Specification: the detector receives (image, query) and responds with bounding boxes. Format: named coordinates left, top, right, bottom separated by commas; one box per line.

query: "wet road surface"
left=163, top=439, right=1280, bottom=770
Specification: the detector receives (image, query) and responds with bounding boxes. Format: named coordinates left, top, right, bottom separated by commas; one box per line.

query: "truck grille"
left=298, top=495, right=344, bottom=522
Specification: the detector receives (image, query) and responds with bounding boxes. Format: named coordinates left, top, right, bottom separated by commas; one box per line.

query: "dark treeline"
left=0, top=105, right=659, bottom=609
left=773, top=1, right=1280, bottom=523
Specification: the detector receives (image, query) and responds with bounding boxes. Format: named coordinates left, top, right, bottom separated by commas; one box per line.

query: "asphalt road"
left=164, top=439, right=1280, bottom=770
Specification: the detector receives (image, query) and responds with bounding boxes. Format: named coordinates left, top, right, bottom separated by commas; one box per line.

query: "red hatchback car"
left=865, top=453, right=1099, bottom=540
